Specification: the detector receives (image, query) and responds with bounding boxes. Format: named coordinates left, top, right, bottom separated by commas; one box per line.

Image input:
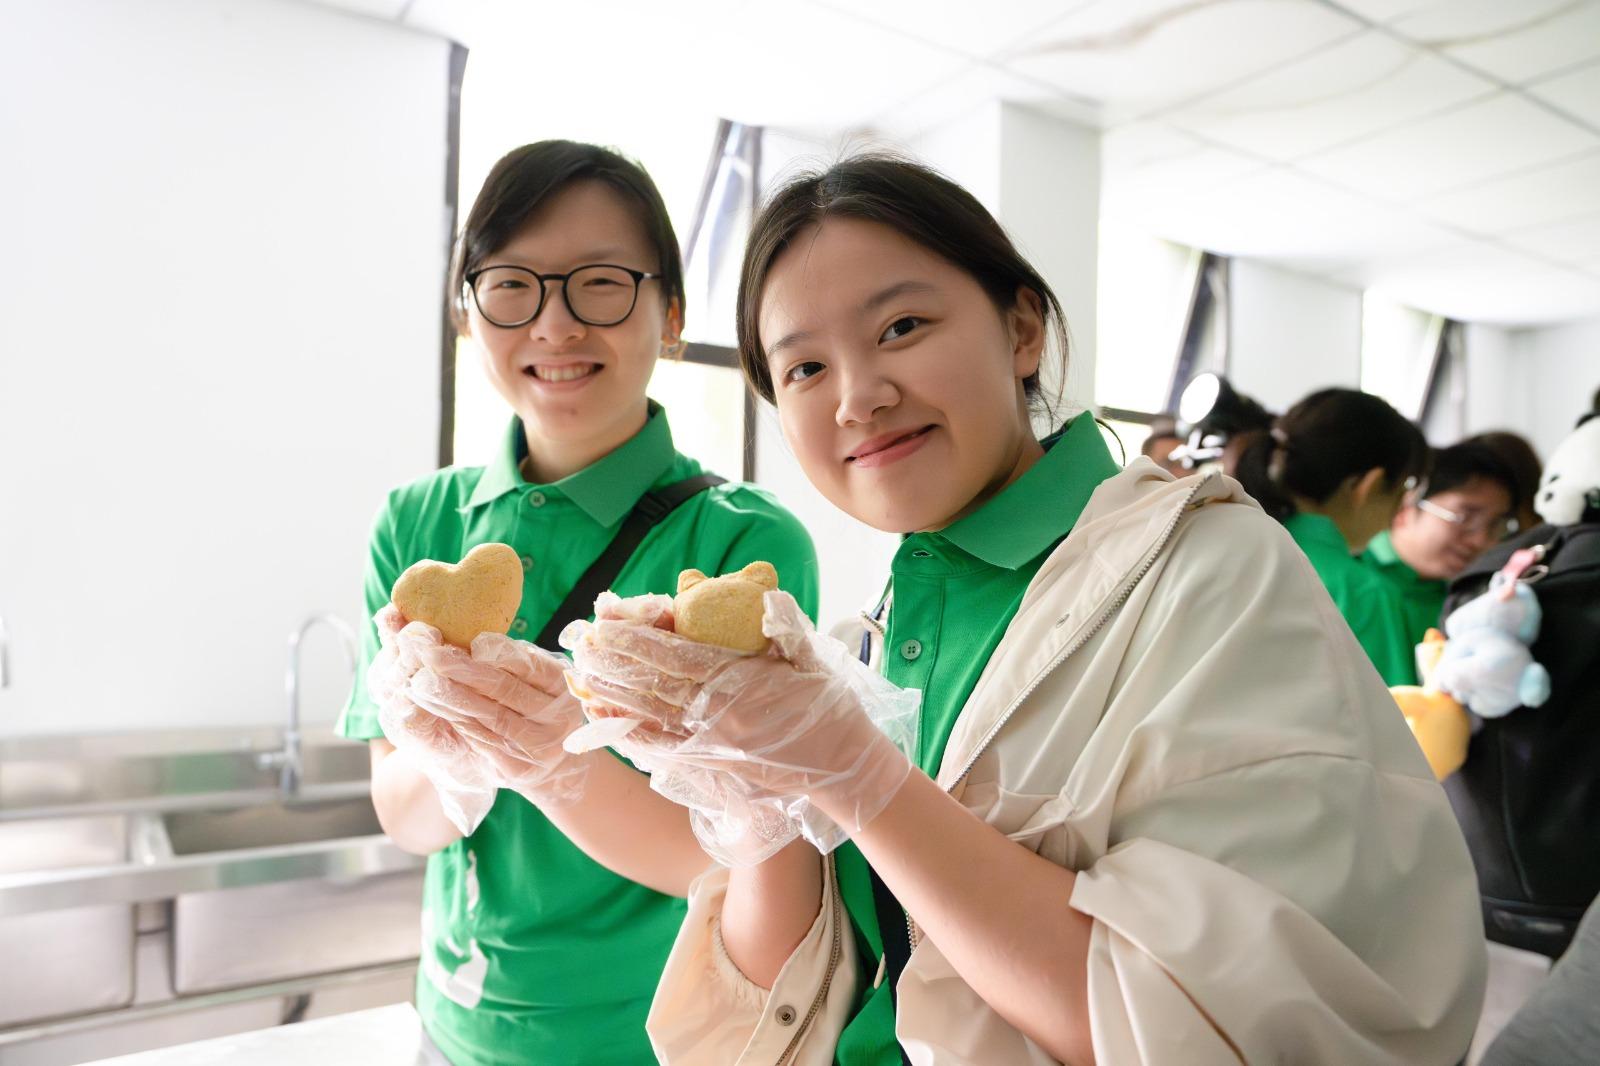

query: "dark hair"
left=448, top=140, right=685, bottom=332
left=1463, top=431, right=1541, bottom=516
left=735, top=155, right=1068, bottom=411
left=1235, top=388, right=1429, bottom=523
left=1424, top=439, right=1518, bottom=502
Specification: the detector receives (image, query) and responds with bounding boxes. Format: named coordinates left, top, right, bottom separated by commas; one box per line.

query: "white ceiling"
left=324, top=0, right=1600, bottom=327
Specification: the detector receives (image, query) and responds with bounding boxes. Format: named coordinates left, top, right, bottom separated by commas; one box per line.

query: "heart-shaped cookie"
left=391, top=542, right=524, bottom=647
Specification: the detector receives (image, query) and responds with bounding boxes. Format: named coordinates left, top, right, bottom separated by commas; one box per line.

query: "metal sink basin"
left=0, top=733, right=373, bottom=820
left=159, top=798, right=424, bottom=995
left=0, top=815, right=135, bottom=1026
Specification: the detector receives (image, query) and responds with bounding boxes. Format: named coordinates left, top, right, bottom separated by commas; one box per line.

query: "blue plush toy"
left=1434, top=571, right=1553, bottom=718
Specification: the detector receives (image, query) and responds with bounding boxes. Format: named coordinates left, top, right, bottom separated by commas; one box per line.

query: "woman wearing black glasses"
left=337, top=141, right=818, bottom=1065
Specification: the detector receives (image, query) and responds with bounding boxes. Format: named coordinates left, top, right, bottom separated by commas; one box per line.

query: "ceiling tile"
left=1416, top=149, right=1600, bottom=233
left=1163, top=32, right=1494, bottom=161
left=1106, top=166, right=1459, bottom=276
left=870, top=63, right=1096, bottom=143
left=998, top=0, right=1363, bottom=119
left=811, top=0, right=1098, bottom=61
left=1503, top=211, right=1600, bottom=264
left=1326, top=0, right=1443, bottom=24
left=1384, top=0, right=1575, bottom=44
left=1432, top=1, right=1600, bottom=85
left=1296, top=92, right=1598, bottom=201
left=1526, top=59, right=1600, bottom=129
left=1359, top=242, right=1600, bottom=324
left=1101, top=140, right=1267, bottom=223
left=1102, top=121, right=1210, bottom=173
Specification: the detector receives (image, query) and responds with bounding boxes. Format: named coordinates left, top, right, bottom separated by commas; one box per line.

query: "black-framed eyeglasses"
left=464, top=263, right=661, bottom=329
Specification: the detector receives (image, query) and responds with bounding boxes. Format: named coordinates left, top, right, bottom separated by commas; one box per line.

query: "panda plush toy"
left=1535, top=411, right=1600, bottom=526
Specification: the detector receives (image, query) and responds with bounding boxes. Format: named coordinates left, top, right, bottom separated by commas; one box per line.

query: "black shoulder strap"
left=533, top=474, right=727, bottom=651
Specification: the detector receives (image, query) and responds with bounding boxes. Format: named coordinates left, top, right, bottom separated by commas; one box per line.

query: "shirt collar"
left=935, top=411, right=1121, bottom=570
left=1285, top=512, right=1350, bottom=553
left=461, top=401, right=677, bottom=527
left=1363, top=529, right=1419, bottom=582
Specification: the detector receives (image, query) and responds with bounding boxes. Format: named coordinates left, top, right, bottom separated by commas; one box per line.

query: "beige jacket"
left=647, top=462, right=1487, bottom=1065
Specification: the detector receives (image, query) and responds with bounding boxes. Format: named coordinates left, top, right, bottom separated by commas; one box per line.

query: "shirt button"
left=900, top=639, right=923, bottom=661
left=527, top=491, right=546, bottom=508
left=519, top=554, right=534, bottom=572
left=510, top=618, right=528, bottom=636
left=775, top=1004, right=797, bottom=1026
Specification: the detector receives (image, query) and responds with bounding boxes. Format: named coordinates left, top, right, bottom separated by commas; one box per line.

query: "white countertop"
left=84, top=1003, right=422, bottom=1065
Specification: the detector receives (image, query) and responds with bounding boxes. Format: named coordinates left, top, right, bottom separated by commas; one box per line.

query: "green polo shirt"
left=832, top=412, right=1119, bottom=1065
left=338, top=404, right=817, bottom=1066
left=1362, top=529, right=1448, bottom=676
left=1283, top=513, right=1416, bottom=687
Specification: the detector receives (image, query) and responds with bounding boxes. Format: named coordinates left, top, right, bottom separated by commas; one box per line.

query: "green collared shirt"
left=338, top=404, right=817, bottom=1066
left=833, top=412, right=1120, bottom=1065
left=1284, top=514, right=1416, bottom=687
left=1362, top=530, right=1447, bottom=680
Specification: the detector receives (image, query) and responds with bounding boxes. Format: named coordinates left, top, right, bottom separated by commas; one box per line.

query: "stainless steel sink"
left=158, top=798, right=424, bottom=995
left=0, top=815, right=136, bottom=1026
left=0, top=734, right=372, bottom=820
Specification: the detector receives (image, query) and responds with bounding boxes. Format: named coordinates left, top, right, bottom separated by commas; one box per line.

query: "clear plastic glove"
left=370, top=606, right=499, bottom=835
left=370, top=606, right=590, bottom=835
left=561, top=591, right=919, bottom=866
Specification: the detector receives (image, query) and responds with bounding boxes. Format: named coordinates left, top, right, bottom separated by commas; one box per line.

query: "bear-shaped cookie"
left=391, top=542, right=524, bottom=648
left=673, top=562, right=778, bottom=654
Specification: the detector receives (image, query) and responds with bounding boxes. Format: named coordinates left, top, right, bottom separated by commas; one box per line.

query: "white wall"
left=998, top=105, right=1100, bottom=412
left=1516, top=317, right=1600, bottom=459
left=1228, top=259, right=1363, bottom=413
left=0, top=0, right=452, bottom=736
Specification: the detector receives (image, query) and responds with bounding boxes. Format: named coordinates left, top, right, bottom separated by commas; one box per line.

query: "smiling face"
left=465, top=179, right=681, bottom=480
left=759, top=217, right=1045, bottom=534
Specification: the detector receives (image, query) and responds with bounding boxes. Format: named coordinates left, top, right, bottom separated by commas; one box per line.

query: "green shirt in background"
left=1362, top=529, right=1448, bottom=671
left=338, top=404, right=818, bottom=1066
left=832, top=412, right=1120, bottom=1065
left=1284, top=513, right=1417, bottom=687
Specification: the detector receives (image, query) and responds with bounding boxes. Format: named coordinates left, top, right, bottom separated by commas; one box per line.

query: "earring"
left=661, top=337, right=688, bottom=359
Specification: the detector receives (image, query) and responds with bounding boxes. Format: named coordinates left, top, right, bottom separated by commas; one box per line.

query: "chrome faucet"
left=262, top=612, right=358, bottom=794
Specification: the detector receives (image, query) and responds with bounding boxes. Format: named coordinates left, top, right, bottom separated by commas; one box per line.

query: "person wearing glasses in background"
left=1363, top=439, right=1520, bottom=650
left=340, top=141, right=817, bottom=1066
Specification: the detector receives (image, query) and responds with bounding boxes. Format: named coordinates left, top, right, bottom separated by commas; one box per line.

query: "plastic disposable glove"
left=370, top=606, right=499, bottom=835
left=371, top=606, right=589, bottom=834
left=562, top=590, right=919, bottom=866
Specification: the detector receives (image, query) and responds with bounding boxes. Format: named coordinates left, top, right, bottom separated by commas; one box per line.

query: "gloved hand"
left=561, top=591, right=919, bottom=865
left=370, top=606, right=499, bottom=835
left=371, top=606, right=590, bottom=834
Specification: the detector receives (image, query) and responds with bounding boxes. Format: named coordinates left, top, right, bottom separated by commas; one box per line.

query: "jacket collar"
left=936, top=462, right=1253, bottom=787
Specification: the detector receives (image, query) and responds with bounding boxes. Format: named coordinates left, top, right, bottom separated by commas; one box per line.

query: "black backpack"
left=1441, top=522, right=1600, bottom=958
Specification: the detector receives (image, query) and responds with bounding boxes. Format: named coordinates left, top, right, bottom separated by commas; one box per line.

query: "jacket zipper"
left=774, top=854, right=844, bottom=1066
left=903, top=475, right=1215, bottom=952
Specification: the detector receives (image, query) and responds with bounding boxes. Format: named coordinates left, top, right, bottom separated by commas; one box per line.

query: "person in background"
left=1364, top=440, right=1518, bottom=649
left=341, top=140, right=817, bottom=1066
left=1139, top=415, right=1187, bottom=476
left=1467, top=431, right=1542, bottom=538
left=1233, top=388, right=1430, bottom=685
